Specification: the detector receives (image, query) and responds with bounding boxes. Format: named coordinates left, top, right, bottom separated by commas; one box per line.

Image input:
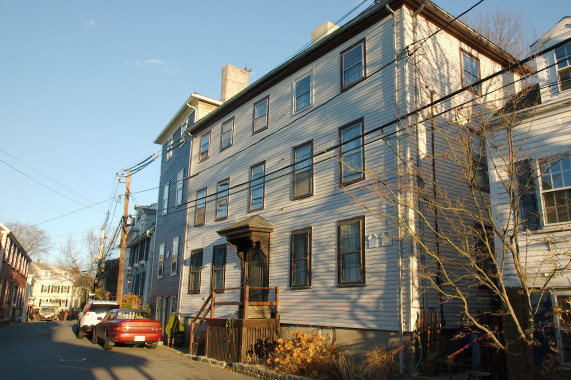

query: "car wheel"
left=104, top=333, right=114, bottom=351
left=76, top=322, right=84, bottom=339
left=149, top=341, right=158, bottom=350
left=91, top=328, right=98, bottom=344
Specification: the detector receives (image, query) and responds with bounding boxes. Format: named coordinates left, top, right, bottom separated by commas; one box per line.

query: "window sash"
left=216, top=181, right=229, bottom=219
left=194, top=189, right=207, bottom=226
left=166, top=137, right=173, bottom=160
left=338, top=218, right=364, bottom=284
left=462, top=51, right=480, bottom=93
left=176, top=170, right=184, bottom=205
left=158, top=243, right=165, bottom=278
left=199, top=132, right=210, bottom=160
left=162, top=183, right=169, bottom=215
left=295, top=76, right=311, bottom=111
left=250, top=163, right=265, bottom=211
left=221, top=119, right=233, bottom=150
left=293, top=143, right=313, bottom=199
left=343, top=44, right=364, bottom=87
left=541, top=156, right=571, bottom=224
left=189, top=250, right=203, bottom=293
left=340, top=123, right=364, bottom=184
left=171, top=236, right=179, bottom=274
left=212, top=245, right=226, bottom=291
left=254, top=98, right=269, bottom=132
left=291, top=230, right=310, bottom=287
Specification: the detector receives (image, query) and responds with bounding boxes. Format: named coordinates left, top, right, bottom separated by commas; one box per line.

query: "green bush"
left=165, top=312, right=184, bottom=336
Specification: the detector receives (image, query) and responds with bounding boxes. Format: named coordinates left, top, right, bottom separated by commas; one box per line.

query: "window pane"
left=250, top=164, right=265, bottom=210
left=200, top=134, right=210, bottom=159
left=295, top=76, right=311, bottom=110
left=342, top=252, right=360, bottom=282
left=217, top=182, right=229, bottom=219
left=221, top=119, right=233, bottom=149
left=254, top=99, right=268, bottom=132
left=293, top=260, right=307, bottom=286
left=343, top=44, right=363, bottom=87
left=340, top=124, right=363, bottom=183
left=195, top=189, right=206, bottom=225
left=291, top=231, right=309, bottom=286
left=293, top=143, right=312, bottom=198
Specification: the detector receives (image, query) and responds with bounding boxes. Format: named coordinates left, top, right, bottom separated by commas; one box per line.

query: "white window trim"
left=341, top=40, right=365, bottom=89
left=253, top=96, right=269, bottom=134
left=166, top=137, right=174, bottom=160
left=539, top=156, right=571, bottom=226
left=157, top=243, right=165, bottom=278
left=176, top=169, right=184, bottom=206
left=162, top=183, right=169, bottom=215
left=199, top=131, right=211, bottom=161
left=292, top=71, right=313, bottom=114
left=220, top=117, right=234, bottom=151
left=171, top=236, right=179, bottom=276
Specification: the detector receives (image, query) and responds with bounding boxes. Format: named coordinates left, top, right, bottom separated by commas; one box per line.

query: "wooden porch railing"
left=189, top=285, right=280, bottom=354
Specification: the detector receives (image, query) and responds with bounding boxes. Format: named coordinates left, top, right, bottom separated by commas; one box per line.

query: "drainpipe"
left=385, top=4, right=405, bottom=376
left=178, top=102, right=195, bottom=324
left=412, top=1, right=427, bottom=314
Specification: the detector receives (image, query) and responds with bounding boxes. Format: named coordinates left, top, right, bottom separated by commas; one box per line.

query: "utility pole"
left=117, top=170, right=131, bottom=306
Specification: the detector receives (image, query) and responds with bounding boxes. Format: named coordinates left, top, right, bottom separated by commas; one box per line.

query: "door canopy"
left=216, top=215, right=274, bottom=262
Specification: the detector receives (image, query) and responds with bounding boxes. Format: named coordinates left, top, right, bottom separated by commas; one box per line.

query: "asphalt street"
left=0, top=320, right=253, bottom=380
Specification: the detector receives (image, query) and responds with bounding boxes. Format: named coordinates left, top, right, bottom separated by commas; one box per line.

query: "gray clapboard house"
left=151, top=92, right=222, bottom=332
left=488, top=17, right=571, bottom=363
left=159, top=0, right=525, bottom=361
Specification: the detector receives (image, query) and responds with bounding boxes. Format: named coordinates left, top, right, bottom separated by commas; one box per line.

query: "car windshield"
left=116, top=310, right=153, bottom=320
left=90, top=304, right=119, bottom=313
left=41, top=307, right=55, bottom=312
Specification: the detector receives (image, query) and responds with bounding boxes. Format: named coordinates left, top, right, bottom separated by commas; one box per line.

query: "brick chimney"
left=311, top=21, right=339, bottom=44
left=220, top=64, right=250, bottom=102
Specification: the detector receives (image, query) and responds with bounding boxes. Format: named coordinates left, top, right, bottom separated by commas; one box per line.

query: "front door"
left=245, top=246, right=269, bottom=302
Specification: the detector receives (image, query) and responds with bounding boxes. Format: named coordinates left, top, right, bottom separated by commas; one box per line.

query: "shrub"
left=266, top=331, right=338, bottom=378
left=359, top=345, right=392, bottom=380
left=165, top=312, right=184, bottom=336
left=122, top=293, right=142, bottom=309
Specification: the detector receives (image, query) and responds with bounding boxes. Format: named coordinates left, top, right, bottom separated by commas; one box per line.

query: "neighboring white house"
left=124, top=204, right=157, bottom=307
left=488, top=17, right=571, bottom=362
left=28, top=262, right=83, bottom=311
left=169, top=0, right=524, bottom=357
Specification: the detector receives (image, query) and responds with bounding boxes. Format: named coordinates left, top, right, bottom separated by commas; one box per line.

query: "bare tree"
left=462, top=7, right=538, bottom=60
left=6, top=220, right=51, bottom=260
left=337, top=83, right=569, bottom=377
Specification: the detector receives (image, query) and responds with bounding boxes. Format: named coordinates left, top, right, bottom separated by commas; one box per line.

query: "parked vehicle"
left=38, top=304, right=58, bottom=321
left=77, top=300, right=120, bottom=339
left=91, top=309, right=161, bottom=351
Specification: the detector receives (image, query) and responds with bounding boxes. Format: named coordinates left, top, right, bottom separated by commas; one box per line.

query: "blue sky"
left=0, top=0, right=567, bottom=262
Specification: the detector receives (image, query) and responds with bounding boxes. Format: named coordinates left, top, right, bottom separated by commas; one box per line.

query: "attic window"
left=555, top=42, right=571, bottom=92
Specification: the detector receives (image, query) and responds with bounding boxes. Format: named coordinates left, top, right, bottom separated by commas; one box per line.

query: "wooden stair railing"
left=189, top=292, right=213, bottom=354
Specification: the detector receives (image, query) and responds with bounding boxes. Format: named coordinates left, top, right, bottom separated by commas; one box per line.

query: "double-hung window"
left=221, top=118, right=234, bottom=150
left=339, top=121, right=364, bottom=185
left=555, top=42, right=571, bottom=92
left=194, top=188, right=207, bottom=226
left=158, top=243, right=165, bottom=278
left=461, top=50, right=480, bottom=94
left=290, top=228, right=311, bottom=287
left=249, top=162, right=265, bottom=211
left=199, top=131, right=211, bottom=161
left=176, top=169, right=184, bottom=205
left=216, top=179, right=229, bottom=220
left=162, top=183, right=169, bottom=215
left=171, top=236, right=179, bottom=275
left=254, top=97, right=269, bottom=133
left=188, top=249, right=203, bottom=293
left=341, top=40, right=365, bottom=89
left=540, top=156, right=571, bottom=224
left=211, top=245, right=226, bottom=291
left=337, top=217, right=365, bottom=285
left=166, top=137, right=174, bottom=160
left=294, top=74, right=311, bottom=112
left=293, top=141, right=313, bottom=199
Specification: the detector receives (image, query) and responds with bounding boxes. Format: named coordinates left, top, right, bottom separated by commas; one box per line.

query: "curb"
left=160, top=345, right=312, bottom=380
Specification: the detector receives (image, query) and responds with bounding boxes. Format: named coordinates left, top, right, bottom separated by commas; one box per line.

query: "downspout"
left=178, top=102, right=196, bottom=322
left=385, top=3, right=404, bottom=376
left=412, top=1, right=428, bottom=314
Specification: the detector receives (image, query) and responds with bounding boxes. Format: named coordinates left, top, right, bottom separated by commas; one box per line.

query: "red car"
left=91, top=309, right=162, bottom=351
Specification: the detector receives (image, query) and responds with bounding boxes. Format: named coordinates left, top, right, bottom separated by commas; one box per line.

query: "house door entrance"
left=245, top=245, right=269, bottom=302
